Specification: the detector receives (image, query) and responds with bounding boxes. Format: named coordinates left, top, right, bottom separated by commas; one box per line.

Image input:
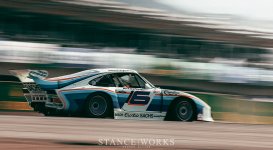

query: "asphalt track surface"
left=0, top=112, right=272, bottom=150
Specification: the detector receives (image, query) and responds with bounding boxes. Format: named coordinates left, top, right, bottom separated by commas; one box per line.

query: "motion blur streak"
left=2, top=40, right=273, bottom=86
left=0, top=1, right=272, bottom=150
left=0, top=0, right=272, bottom=126
left=0, top=115, right=272, bottom=149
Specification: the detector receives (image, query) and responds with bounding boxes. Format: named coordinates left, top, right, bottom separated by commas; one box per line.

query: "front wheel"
left=171, top=100, right=196, bottom=121
left=85, top=93, right=112, bottom=118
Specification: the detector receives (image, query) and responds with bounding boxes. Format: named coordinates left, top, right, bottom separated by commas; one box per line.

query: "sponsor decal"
left=125, top=113, right=140, bottom=118
left=115, top=88, right=145, bottom=93
left=163, top=90, right=181, bottom=96
left=140, top=113, right=154, bottom=118
left=114, top=112, right=165, bottom=119
left=153, top=114, right=165, bottom=118
left=114, top=112, right=124, bottom=117
left=29, top=70, right=48, bottom=78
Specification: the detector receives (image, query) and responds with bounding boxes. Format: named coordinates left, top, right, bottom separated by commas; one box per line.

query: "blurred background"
left=0, top=0, right=272, bottom=123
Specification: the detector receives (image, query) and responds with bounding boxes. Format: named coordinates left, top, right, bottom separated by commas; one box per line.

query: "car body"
left=10, top=68, right=213, bottom=122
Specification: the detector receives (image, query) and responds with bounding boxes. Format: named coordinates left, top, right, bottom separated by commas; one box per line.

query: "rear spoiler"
left=10, top=69, right=60, bottom=90
left=9, top=70, right=48, bottom=83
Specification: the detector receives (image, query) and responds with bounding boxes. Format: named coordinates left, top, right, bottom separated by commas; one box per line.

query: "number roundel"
left=127, top=91, right=150, bottom=106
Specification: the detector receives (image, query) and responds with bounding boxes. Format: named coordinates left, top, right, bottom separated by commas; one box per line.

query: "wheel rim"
left=89, top=95, right=107, bottom=116
left=176, top=101, right=193, bottom=121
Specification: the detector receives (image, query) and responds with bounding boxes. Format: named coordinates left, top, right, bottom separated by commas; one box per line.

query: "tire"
left=85, top=93, right=112, bottom=118
left=171, top=100, right=196, bottom=121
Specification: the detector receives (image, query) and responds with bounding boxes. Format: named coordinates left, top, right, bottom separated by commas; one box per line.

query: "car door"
left=114, top=73, right=159, bottom=112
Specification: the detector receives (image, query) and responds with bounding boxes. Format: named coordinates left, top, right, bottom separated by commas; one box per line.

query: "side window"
left=116, top=73, right=141, bottom=88
left=89, top=75, right=115, bottom=87
left=111, top=75, right=123, bottom=87
left=135, top=75, right=146, bottom=88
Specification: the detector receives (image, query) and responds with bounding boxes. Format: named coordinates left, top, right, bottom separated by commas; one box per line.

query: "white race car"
left=10, top=68, right=213, bottom=122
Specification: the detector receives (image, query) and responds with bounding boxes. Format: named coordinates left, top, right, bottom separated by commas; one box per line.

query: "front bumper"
left=197, top=106, right=214, bottom=122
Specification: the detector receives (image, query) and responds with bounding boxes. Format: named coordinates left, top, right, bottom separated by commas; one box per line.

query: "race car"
left=10, top=68, right=213, bottom=122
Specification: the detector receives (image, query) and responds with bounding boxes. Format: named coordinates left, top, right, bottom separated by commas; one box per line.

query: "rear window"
left=89, top=75, right=115, bottom=87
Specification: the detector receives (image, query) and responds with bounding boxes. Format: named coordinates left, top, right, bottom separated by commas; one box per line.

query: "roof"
left=93, top=68, right=137, bottom=73
left=47, top=68, right=137, bottom=81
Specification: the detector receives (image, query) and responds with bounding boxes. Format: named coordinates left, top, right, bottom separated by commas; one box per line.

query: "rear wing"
left=9, top=70, right=50, bottom=103
left=9, top=70, right=48, bottom=83
left=10, top=69, right=60, bottom=90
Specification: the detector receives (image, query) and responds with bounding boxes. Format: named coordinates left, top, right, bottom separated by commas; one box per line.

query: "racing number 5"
left=127, top=91, right=150, bottom=106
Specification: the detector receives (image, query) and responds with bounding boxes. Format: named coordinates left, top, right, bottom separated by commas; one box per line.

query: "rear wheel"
left=85, top=93, right=112, bottom=118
